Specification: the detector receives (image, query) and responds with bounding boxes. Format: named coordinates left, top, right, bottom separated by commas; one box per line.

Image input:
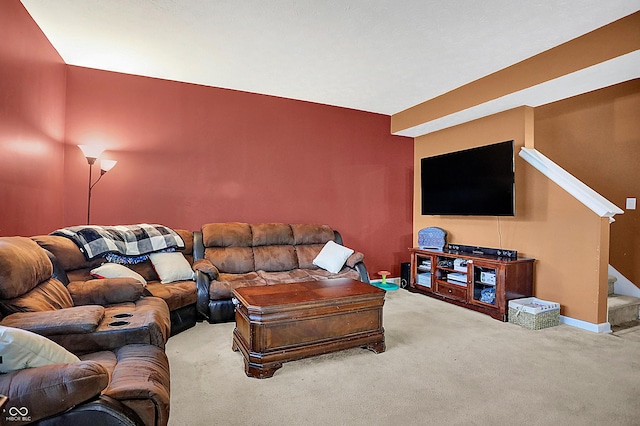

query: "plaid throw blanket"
left=52, top=224, right=185, bottom=260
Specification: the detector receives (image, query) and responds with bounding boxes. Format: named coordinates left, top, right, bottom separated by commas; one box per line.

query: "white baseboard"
left=609, top=264, right=640, bottom=298
left=560, top=315, right=611, bottom=333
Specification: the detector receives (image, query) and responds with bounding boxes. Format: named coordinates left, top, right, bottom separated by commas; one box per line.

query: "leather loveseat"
left=193, top=223, right=370, bottom=323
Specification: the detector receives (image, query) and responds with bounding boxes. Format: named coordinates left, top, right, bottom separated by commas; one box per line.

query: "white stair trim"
left=519, top=148, right=623, bottom=222
left=608, top=264, right=640, bottom=298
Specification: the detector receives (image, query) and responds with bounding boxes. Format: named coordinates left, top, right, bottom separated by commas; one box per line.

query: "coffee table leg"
left=233, top=333, right=283, bottom=379
left=365, top=339, right=386, bottom=354
left=246, top=361, right=282, bottom=379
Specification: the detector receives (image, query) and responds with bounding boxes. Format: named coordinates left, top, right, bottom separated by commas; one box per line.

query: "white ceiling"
left=21, top=0, right=640, bottom=128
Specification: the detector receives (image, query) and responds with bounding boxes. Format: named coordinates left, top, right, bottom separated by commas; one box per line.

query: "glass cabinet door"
left=415, top=254, right=433, bottom=289
left=470, top=261, right=498, bottom=306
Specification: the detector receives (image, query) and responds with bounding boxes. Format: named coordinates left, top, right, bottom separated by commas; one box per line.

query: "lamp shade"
left=78, top=144, right=105, bottom=159
left=100, top=159, right=117, bottom=172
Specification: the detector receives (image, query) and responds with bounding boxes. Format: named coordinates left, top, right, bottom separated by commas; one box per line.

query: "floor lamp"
left=78, top=145, right=117, bottom=225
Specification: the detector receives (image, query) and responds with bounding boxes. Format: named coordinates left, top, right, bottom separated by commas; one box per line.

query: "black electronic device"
left=421, top=140, right=515, bottom=216
left=447, top=244, right=517, bottom=259
left=400, top=262, right=411, bottom=289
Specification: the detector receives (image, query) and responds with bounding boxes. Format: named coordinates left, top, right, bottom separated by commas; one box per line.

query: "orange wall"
left=63, top=67, right=414, bottom=276
left=414, top=107, right=609, bottom=324
left=0, top=0, right=67, bottom=236
left=535, top=80, right=640, bottom=285
left=402, top=12, right=639, bottom=325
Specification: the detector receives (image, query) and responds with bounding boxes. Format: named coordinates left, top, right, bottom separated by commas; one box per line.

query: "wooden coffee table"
left=232, top=278, right=386, bottom=378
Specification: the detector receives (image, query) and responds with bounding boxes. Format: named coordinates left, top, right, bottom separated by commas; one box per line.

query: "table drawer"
left=437, top=282, right=467, bottom=302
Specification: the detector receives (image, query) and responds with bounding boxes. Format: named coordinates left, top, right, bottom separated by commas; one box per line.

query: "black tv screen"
left=421, top=140, right=515, bottom=216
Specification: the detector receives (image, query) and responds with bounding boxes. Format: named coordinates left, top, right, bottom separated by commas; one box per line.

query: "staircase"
left=607, top=275, right=640, bottom=328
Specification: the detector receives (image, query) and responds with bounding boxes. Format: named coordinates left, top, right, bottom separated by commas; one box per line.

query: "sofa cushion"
left=145, top=280, right=197, bottom=311
left=251, top=223, right=294, bottom=246
left=127, top=261, right=160, bottom=282
left=209, top=272, right=267, bottom=300
left=205, top=247, right=255, bottom=274
left=257, top=269, right=313, bottom=285
left=0, top=237, right=53, bottom=299
left=202, top=222, right=252, bottom=248
left=0, top=325, right=80, bottom=372
left=295, top=244, right=324, bottom=269
left=290, top=224, right=335, bottom=245
left=0, top=278, right=74, bottom=315
left=306, top=268, right=361, bottom=281
left=91, top=263, right=147, bottom=286
left=32, top=235, right=104, bottom=271
left=254, top=245, right=298, bottom=272
left=313, top=240, right=355, bottom=274
left=149, top=252, right=195, bottom=283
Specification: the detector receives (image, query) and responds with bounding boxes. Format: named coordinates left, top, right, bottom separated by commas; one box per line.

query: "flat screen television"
left=421, top=140, right=515, bottom=216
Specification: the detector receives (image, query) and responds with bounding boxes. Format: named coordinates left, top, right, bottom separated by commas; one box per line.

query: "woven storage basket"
left=508, top=297, right=560, bottom=330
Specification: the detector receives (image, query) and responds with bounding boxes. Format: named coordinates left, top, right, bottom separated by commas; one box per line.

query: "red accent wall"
left=64, top=67, right=413, bottom=276
left=0, top=0, right=67, bottom=236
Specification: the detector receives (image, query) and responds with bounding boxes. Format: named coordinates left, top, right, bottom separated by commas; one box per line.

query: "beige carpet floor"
left=166, top=289, right=640, bottom=426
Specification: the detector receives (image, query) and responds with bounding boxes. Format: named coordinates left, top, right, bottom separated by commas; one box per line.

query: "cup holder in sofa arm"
left=108, top=321, right=130, bottom=327
left=113, top=313, right=134, bottom=319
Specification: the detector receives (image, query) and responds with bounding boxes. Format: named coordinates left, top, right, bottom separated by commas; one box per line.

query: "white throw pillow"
left=313, top=240, right=355, bottom=274
left=0, top=326, right=80, bottom=373
left=149, top=252, right=195, bottom=284
left=91, top=263, right=147, bottom=286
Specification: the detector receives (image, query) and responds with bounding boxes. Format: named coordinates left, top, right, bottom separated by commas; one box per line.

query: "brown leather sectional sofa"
left=0, top=237, right=171, bottom=426
left=0, top=223, right=369, bottom=425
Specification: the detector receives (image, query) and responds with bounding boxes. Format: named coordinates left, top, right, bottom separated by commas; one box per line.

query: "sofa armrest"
left=353, top=262, right=370, bottom=283
left=0, top=305, right=105, bottom=336
left=193, top=230, right=205, bottom=260
left=343, top=251, right=369, bottom=283
left=102, top=345, right=171, bottom=426
left=195, top=270, right=212, bottom=320
left=192, top=259, right=218, bottom=280
left=0, top=361, right=108, bottom=424
left=193, top=259, right=219, bottom=319
left=345, top=251, right=364, bottom=268
left=68, top=278, right=145, bottom=306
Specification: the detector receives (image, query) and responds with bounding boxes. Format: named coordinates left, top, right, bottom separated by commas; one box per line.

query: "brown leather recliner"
left=0, top=237, right=170, bottom=354
left=0, top=340, right=170, bottom=426
left=32, top=230, right=199, bottom=336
